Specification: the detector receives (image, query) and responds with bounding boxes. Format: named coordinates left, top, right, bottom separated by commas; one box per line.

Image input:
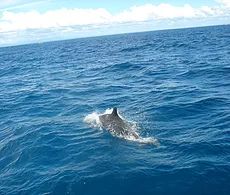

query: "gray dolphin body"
left=99, top=108, right=139, bottom=139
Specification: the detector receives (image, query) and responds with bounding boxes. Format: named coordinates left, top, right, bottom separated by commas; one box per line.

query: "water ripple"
left=0, top=25, right=230, bottom=194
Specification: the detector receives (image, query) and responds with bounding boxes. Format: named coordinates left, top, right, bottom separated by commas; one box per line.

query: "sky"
left=0, top=0, right=230, bottom=46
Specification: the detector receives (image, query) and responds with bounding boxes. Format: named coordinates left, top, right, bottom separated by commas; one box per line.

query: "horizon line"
left=1, top=23, right=229, bottom=49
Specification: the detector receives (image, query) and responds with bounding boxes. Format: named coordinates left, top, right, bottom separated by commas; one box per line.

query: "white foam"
left=135, top=137, right=160, bottom=145
left=103, top=108, right=113, bottom=114
left=83, top=108, right=114, bottom=128
left=83, top=112, right=101, bottom=128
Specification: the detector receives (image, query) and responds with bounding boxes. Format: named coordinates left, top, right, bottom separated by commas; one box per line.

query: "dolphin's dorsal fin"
left=111, top=107, right=118, bottom=116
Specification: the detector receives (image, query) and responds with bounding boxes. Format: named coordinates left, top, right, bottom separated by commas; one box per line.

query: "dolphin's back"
left=99, top=108, right=139, bottom=139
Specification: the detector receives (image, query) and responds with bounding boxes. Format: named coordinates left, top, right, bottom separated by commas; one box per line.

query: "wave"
left=84, top=108, right=159, bottom=145
left=119, top=43, right=153, bottom=52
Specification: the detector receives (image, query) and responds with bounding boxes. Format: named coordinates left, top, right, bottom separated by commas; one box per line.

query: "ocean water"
left=0, top=25, right=230, bottom=195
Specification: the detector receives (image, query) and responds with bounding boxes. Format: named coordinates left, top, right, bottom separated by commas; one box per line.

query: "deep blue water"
left=0, top=25, right=230, bottom=195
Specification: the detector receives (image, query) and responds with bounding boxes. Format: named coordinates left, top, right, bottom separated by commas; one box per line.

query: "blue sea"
left=0, top=25, right=230, bottom=195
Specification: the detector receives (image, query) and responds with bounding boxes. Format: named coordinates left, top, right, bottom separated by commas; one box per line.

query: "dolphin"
left=99, top=108, right=139, bottom=139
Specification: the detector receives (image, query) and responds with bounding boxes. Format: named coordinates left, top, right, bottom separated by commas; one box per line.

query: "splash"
left=84, top=108, right=159, bottom=145
left=83, top=112, right=101, bottom=128
left=83, top=108, right=113, bottom=128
